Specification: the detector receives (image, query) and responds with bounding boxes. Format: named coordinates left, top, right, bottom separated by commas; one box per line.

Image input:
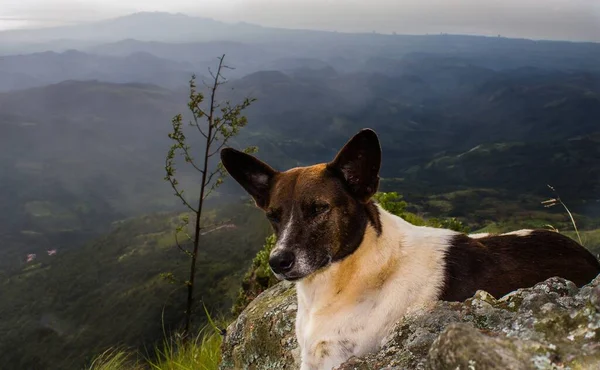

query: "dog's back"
left=440, top=229, right=600, bottom=301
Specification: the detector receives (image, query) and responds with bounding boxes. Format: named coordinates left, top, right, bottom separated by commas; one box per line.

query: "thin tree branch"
left=203, top=179, right=224, bottom=200
left=177, top=227, right=194, bottom=242
left=204, top=169, right=222, bottom=189
left=189, top=119, right=208, bottom=139
left=165, top=158, right=197, bottom=213
left=207, top=141, right=228, bottom=158
left=180, top=145, right=203, bottom=173
left=174, top=232, right=193, bottom=258
left=203, top=187, right=217, bottom=200
left=190, top=110, right=209, bottom=139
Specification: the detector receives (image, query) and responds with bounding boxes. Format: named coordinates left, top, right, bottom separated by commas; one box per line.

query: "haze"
left=1, top=0, right=599, bottom=41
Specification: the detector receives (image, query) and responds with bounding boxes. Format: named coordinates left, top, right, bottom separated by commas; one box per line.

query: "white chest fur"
left=294, top=206, right=457, bottom=370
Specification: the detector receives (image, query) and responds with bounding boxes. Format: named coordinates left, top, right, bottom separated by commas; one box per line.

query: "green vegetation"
left=86, top=349, right=144, bottom=370
left=372, top=192, right=469, bottom=232
left=86, top=324, right=222, bottom=370
left=147, top=325, right=223, bottom=370
left=0, top=203, right=270, bottom=370
left=231, top=234, right=277, bottom=316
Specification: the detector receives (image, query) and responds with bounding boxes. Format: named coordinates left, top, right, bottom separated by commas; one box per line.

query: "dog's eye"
left=266, top=209, right=281, bottom=223
left=309, top=202, right=330, bottom=217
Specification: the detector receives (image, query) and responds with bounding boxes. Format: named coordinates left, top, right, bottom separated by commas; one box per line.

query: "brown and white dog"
left=221, top=129, right=600, bottom=370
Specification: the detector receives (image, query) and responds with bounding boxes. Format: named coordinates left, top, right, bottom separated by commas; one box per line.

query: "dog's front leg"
left=300, top=339, right=356, bottom=370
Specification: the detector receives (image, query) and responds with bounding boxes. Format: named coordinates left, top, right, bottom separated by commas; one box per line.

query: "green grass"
left=86, top=348, right=144, bottom=370
left=87, top=325, right=223, bottom=370
left=564, top=229, right=600, bottom=255
left=148, top=326, right=222, bottom=370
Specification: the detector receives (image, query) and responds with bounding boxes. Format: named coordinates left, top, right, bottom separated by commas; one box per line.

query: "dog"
left=221, top=128, right=600, bottom=370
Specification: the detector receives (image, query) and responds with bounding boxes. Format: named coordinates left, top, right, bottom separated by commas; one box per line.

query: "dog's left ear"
left=220, top=148, right=278, bottom=209
left=328, top=128, right=381, bottom=203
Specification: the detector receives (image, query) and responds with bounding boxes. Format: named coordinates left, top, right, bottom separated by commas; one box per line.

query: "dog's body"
left=294, top=206, right=600, bottom=369
left=221, top=129, right=600, bottom=370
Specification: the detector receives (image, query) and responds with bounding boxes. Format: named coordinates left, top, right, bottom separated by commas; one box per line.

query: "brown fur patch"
left=332, top=252, right=358, bottom=297
left=368, top=254, right=399, bottom=290
left=441, top=230, right=600, bottom=301
left=315, top=341, right=330, bottom=359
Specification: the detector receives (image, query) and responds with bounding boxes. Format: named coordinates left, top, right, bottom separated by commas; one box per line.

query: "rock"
left=221, top=274, right=600, bottom=370
left=220, top=281, right=300, bottom=369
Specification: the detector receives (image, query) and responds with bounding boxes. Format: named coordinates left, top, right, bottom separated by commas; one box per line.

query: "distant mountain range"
left=2, top=12, right=599, bottom=70
left=0, top=12, right=265, bottom=44
left=0, top=49, right=200, bottom=91
left=1, top=60, right=598, bottom=239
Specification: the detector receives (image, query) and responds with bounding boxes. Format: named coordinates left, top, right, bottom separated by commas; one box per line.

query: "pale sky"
left=1, top=0, right=599, bottom=41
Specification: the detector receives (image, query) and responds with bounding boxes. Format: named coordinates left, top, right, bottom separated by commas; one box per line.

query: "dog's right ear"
left=220, top=148, right=277, bottom=209
left=328, top=128, right=381, bottom=203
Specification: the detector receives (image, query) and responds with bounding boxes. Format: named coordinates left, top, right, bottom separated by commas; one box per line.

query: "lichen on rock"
left=220, top=281, right=299, bottom=369
left=221, top=274, right=600, bottom=370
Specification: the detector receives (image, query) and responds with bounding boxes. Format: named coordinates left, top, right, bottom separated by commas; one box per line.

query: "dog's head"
left=221, top=129, right=382, bottom=281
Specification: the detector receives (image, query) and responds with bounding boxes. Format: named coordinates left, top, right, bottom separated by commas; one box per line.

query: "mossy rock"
left=221, top=281, right=299, bottom=369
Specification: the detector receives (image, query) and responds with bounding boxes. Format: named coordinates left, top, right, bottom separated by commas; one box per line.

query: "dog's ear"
left=328, top=128, right=381, bottom=203
left=220, top=148, right=278, bottom=208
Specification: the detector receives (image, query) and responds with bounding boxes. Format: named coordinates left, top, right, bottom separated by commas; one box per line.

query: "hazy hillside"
left=0, top=12, right=267, bottom=44
left=0, top=50, right=198, bottom=91
left=0, top=203, right=271, bottom=370
left=0, top=81, right=185, bottom=277
left=1, top=62, right=599, bottom=238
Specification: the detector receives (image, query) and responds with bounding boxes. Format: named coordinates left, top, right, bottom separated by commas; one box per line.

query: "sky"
left=1, top=0, right=599, bottom=41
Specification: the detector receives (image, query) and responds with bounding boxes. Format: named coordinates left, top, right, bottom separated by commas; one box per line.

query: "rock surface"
left=221, top=275, right=600, bottom=370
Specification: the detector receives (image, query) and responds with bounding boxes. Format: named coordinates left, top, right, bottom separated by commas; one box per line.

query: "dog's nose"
left=269, top=251, right=295, bottom=274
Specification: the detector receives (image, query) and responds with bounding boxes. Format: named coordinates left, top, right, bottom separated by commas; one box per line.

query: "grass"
left=86, top=325, right=223, bottom=370
left=564, top=229, right=600, bottom=256
left=148, top=326, right=222, bottom=370
left=541, top=185, right=582, bottom=245
left=86, top=348, right=144, bottom=370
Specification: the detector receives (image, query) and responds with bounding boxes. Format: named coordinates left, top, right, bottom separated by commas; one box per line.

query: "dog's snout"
left=269, top=250, right=295, bottom=274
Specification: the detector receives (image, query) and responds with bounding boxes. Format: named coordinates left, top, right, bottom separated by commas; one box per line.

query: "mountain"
left=0, top=12, right=267, bottom=44
left=1, top=62, right=599, bottom=231
left=0, top=49, right=197, bottom=91
left=398, top=134, right=600, bottom=218
left=224, top=64, right=600, bottom=173
left=89, top=39, right=281, bottom=66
